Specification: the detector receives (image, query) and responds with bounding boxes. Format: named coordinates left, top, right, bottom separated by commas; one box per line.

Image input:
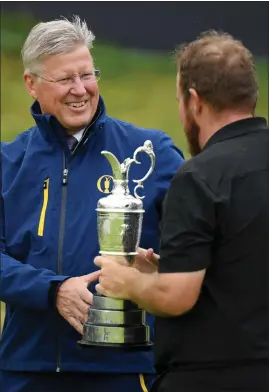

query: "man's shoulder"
left=173, top=141, right=245, bottom=194
left=179, top=142, right=235, bottom=175
left=106, top=115, right=167, bottom=141
left=172, top=149, right=222, bottom=187
left=1, top=126, right=37, bottom=155
left=105, top=116, right=185, bottom=160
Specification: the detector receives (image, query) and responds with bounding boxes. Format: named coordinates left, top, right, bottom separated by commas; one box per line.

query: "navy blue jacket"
left=0, top=96, right=184, bottom=373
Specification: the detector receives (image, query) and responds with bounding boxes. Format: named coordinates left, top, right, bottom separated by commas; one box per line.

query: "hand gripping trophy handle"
left=78, top=140, right=156, bottom=348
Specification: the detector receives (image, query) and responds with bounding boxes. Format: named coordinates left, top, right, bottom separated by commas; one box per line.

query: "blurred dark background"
left=2, top=1, right=268, bottom=55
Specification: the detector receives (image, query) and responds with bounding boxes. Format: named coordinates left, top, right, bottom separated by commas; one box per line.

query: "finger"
left=146, top=249, right=159, bottom=265
left=145, top=248, right=154, bottom=257
left=137, top=247, right=146, bottom=252
left=83, top=270, right=101, bottom=284
left=62, top=303, right=88, bottom=324
left=94, top=256, right=104, bottom=268
left=95, top=283, right=106, bottom=296
left=137, top=247, right=155, bottom=264
left=72, top=307, right=88, bottom=324
left=80, top=288, right=93, bottom=305
left=75, top=302, right=90, bottom=323
left=137, top=247, right=147, bottom=258
left=94, top=256, right=118, bottom=268
left=146, top=249, right=155, bottom=263
left=135, top=248, right=154, bottom=266
left=77, top=301, right=91, bottom=316
left=68, top=316, right=84, bottom=335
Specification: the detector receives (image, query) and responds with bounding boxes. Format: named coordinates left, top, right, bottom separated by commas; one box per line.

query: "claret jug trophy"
left=78, top=140, right=155, bottom=348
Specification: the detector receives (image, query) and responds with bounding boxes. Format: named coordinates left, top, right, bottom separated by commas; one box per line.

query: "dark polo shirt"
left=154, top=117, right=269, bottom=388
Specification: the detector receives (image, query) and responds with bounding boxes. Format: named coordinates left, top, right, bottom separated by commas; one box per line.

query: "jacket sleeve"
left=154, top=132, right=185, bottom=217
left=0, top=194, right=70, bottom=311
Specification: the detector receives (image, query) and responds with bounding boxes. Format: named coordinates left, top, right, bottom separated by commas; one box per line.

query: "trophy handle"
left=102, top=140, right=155, bottom=198
left=131, top=140, right=155, bottom=199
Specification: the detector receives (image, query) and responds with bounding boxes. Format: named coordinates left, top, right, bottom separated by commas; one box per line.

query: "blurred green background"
left=1, top=13, right=268, bottom=154
left=0, top=13, right=268, bottom=329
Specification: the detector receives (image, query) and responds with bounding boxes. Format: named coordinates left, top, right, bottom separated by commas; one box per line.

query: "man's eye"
left=81, top=73, right=93, bottom=79
left=58, top=78, right=70, bottom=84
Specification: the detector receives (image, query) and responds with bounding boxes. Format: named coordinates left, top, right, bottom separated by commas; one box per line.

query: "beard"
left=184, top=110, right=202, bottom=157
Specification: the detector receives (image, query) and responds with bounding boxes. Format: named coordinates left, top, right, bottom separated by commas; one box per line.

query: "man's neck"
left=199, top=111, right=253, bottom=149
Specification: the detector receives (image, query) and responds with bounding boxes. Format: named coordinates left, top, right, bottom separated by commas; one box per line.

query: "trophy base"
left=78, top=340, right=153, bottom=349
left=78, top=294, right=153, bottom=349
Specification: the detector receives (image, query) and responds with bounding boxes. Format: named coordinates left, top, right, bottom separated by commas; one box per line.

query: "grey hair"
left=21, top=15, right=95, bottom=74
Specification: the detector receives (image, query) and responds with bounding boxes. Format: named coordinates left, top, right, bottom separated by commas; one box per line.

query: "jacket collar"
left=31, top=95, right=106, bottom=144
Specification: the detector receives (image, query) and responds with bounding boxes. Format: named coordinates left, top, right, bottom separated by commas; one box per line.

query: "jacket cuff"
left=48, top=277, right=71, bottom=308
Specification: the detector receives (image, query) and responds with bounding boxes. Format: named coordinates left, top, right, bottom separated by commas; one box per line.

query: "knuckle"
left=82, top=305, right=89, bottom=315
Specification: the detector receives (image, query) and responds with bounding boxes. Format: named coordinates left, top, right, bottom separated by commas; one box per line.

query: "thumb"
left=145, top=248, right=154, bottom=259
left=137, top=247, right=147, bottom=254
left=146, top=249, right=159, bottom=266
left=137, top=247, right=154, bottom=262
left=94, top=255, right=104, bottom=268
left=83, top=270, right=101, bottom=284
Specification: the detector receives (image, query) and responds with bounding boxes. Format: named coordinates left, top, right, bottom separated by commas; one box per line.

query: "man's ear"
left=24, top=73, right=38, bottom=100
left=188, top=88, right=202, bottom=117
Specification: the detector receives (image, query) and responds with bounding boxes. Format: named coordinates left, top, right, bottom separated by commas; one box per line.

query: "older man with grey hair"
left=0, top=15, right=184, bottom=392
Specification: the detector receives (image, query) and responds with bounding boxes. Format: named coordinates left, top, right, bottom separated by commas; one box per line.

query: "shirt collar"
left=203, top=116, right=268, bottom=151
left=73, top=128, right=85, bottom=142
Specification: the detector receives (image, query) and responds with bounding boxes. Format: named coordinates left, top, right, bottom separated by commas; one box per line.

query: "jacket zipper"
left=55, top=115, right=101, bottom=372
left=38, top=178, right=50, bottom=237
left=56, top=153, right=69, bottom=373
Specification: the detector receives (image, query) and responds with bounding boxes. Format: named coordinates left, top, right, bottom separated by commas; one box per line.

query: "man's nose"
left=70, top=76, right=87, bottom=95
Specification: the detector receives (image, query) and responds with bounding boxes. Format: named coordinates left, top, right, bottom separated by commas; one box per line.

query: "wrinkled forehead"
left=41, top=45, right=94, bottom=76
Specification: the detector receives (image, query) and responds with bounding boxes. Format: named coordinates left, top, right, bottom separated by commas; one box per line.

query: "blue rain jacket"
left=0, top=96, right=184, bottom=373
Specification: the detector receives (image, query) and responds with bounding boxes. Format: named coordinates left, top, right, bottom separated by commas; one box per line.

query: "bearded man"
left=95, top=31, right=269, bottom=392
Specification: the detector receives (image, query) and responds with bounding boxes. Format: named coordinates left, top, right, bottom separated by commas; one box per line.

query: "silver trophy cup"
left=78, top=140, right=155, bottom=348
